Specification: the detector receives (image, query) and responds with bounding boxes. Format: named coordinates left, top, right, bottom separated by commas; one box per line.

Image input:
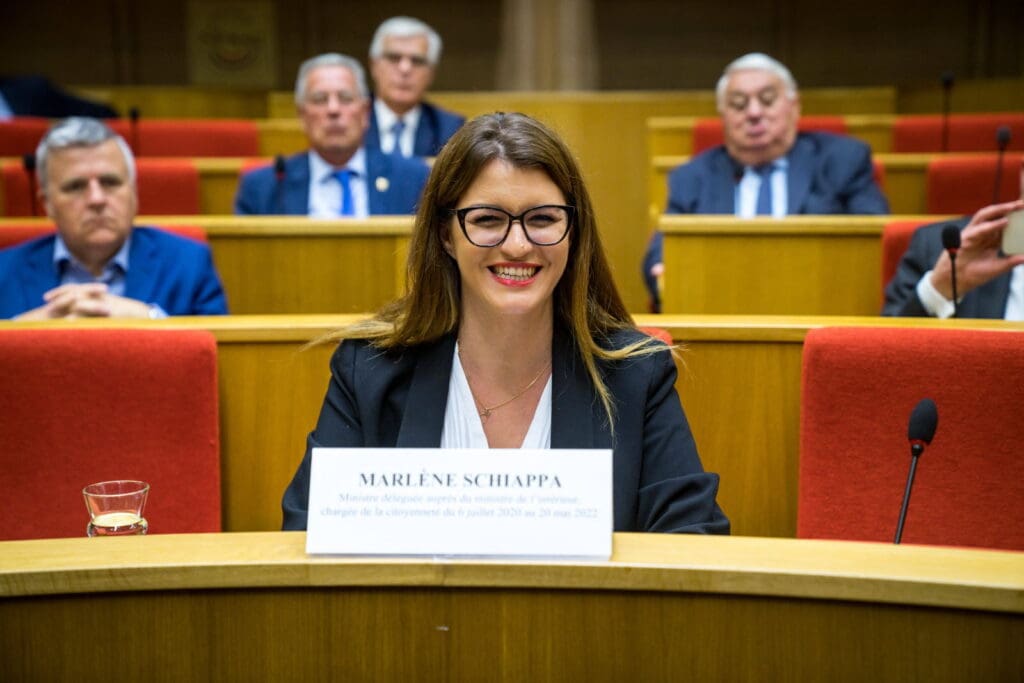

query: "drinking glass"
left=82, top=480, right=150, bottom=537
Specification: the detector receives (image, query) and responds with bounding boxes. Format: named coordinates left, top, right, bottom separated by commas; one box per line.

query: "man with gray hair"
left=0, top=117, right=227, bottom=319
left=642, top=52, right=888, bottom=310
left=235, top=52, right=429, bottom=215
left=366, top=16, right=464, bottom=158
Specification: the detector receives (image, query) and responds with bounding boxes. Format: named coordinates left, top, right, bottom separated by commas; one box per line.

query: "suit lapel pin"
left=375, top=176, right=390, bottom=193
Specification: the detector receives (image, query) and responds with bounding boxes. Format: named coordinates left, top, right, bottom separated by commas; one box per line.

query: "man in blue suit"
left=642, top=53, right=889, bottom=310
left=0, top=117, right=226, bottom=319
left=234, top=53, right=430, bottom=216
left=366, top=16, right=464, bottom=158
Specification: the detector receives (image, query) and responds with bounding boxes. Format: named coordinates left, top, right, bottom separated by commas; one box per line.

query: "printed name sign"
left=306, top=448, right=612, bottom=558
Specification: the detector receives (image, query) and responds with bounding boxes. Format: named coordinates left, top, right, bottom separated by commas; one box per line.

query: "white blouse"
left=440, top=344, right=552, bottom=449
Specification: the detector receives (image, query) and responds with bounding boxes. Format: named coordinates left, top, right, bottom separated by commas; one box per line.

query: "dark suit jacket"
left=882, top=217, right=1012, bottom=318
left=366, top=97, right=465, bottom=157
left=282, top=329, right=730, bottom=535
left=0, top=75, right=118, bottom=118
left=643, top=132, right=890, bottom=307
left=233, top=149, right=430, bottom=215
left=0, top=227, right=228, bottom=318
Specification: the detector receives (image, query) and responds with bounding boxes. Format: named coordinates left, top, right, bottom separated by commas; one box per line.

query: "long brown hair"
left=328, top=112, right=664, bottom=423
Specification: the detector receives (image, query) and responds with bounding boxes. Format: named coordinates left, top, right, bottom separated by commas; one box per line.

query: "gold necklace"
left=458, top=346, right=550, bottom=423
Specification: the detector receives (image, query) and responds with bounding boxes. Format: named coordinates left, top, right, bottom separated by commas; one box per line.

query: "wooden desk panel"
left=1, top=533, right=1020, bottom=681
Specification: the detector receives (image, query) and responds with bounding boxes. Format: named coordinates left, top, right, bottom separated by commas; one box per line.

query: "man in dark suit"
left=0, top=117, right=226, bottom=319
left=883, top=161, right=1024, bottom=320
left=0, top=75, right=117, bottom=119
left=366, top=16, right=464, bottom=158
left=234, top=53, right=430, bottom=216
left=642, top=53, right=888, bottom=310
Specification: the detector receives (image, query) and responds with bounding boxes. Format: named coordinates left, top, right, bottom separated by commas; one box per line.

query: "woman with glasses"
left=282, top=112, right=729, bottom=534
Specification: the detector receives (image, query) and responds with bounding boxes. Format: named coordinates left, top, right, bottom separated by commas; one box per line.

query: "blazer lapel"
left=709, top=150, right=740, bottom=213
left=413, top=107, right=437, bottom=157
left=284, top=154, right=311, bottom=215
left=365, top=150, right=392, bottom=215
left=551, top=329, right=603, bottom=449
left=786, top=134, right=814, bottom=213
left=17, top=236, right=61, bottom=310
left=124, top=228, right=158, bottom=303
left=396, top=335, right=456, bottom=447
left=365, top=103, right=383, bottom=152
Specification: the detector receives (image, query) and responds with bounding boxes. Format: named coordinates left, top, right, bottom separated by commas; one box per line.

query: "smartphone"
left=1004, top=209, right=1024, bottom=255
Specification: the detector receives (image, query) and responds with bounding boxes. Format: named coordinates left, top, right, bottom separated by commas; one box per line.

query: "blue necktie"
left=391, top=119, right=406, bottom=157
left=755, top=164, right=774, bottom=216
left=334, top=168, right=355, bottom=216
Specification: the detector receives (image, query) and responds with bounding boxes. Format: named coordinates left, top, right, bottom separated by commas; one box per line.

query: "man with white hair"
left=0, top=117, right=227, bottom=319
left=235, top=52, right=429, bottom=216
left=366, top=16, right=464, bottom=158
left=642, top=52, right=888, bottom=310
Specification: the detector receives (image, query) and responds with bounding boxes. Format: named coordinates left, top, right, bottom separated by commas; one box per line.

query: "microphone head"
left=22, top=153, right=36, bottom=172
left=941, top=224, right=961, bottom=251
left=274, top=154, right=286, bottom=177
left=940, top=71, right=954, bottom=88
left=996, top=125, right=1011, bottom=150
left=908, top=398, right=939, bottom=446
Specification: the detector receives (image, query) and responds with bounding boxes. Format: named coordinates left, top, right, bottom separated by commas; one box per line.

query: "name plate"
left=306, top=447, right=612, bottom=558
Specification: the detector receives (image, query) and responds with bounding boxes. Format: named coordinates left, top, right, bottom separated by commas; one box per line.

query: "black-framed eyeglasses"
left=450, top=204, right=575, bottom=247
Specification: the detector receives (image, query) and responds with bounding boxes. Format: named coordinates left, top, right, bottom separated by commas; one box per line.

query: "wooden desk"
left=656, top=215, right=947, bottom=316
left=650, top=153, right=941, bottom=217
left=6, top=316, right=1021, bottom=538
left=1, top=532, right=1019, bottom=681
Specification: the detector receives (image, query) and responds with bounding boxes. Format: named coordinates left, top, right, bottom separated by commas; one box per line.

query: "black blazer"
left=282, top=329, right=729, bottom=534
left=882, top=217, right=1012, bottom=318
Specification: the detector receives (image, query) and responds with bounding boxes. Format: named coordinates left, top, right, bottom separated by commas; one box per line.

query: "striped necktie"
left=334, top=168, right=355, bottom=216
left=390, top=119, right=406, bottom=157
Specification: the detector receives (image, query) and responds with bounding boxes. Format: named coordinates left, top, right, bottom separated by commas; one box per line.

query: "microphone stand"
left=894, top=443, right=923, bottom=544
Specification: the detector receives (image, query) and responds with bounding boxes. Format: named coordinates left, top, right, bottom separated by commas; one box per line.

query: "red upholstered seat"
left=893, top=113, right=1024, bottom=153
left=0, top=116, right=51, bottom=157
left=638, top=326, right=673, bottom=345
left=135, top=159, right=201, bottom=214
left=0, top=328, right=221, bottom=540
left=2, top=159, right=201, bottom=216
left=925, top=153, right=1023, bottom=214
left=880, top=220, right=929, bottom=299
left=691, top=115, right=848, bottom=155
left=798, top=326, right=1024, bottom=551
left=0, top=224, right=206, bottom=249
left=107, top=119, right=260, bottom=157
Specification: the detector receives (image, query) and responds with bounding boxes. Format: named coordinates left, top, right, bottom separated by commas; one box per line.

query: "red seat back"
left=798, top=326, right=1024, bottom=551
left=925, top=154, right=1023, bottom=214
left=880, top=220, right=929, bottom=298
left=2, top=159, right=200, bottom=216
left=893, top=113, right=1024, bottom=153
left=0, top=224, right=207, bottom=250
left=0, top=328, right=221, bottom=540
left=109, top=119, right=260, bottom=157
left=638, top=326, right=673, bottom=345
left=692, top=115, right=848, bottom=155
left=0, top=116, right=51, bottom=157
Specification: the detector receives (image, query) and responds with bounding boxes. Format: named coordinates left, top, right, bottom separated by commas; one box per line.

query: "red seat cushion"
left=893, top=113, right=1024, bottom=153
left=798, top=326, right=1024, bottom=551
left=692, top=115, right=848, bottom=155
left=880, top=220, right=929, bottom=298
left=925, top=154, right=1023, bottom=215
left=0, top=328, right=221, bottom=540
left=0, top=117, right=51, bottom=157
left=109, top=119, right=260, bottom=157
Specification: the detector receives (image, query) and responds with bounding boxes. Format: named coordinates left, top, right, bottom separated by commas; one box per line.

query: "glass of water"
left=82, top=480, right=150, bottom=537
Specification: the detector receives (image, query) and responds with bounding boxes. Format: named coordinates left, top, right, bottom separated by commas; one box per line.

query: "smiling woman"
left=281, top=112, right=730, bottom=536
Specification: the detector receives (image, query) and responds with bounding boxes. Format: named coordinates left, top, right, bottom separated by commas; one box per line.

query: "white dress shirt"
left=916, top=264, right=1024, bottom=319
left=735, top=158, right=789, bottom=218
left=306, top=149, right=369, bottom=218
left=374, top=99, right=422, bottom=157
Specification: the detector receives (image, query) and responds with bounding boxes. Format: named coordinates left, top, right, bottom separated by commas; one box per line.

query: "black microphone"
left=940, top=71, right=954, bottom=152
left=993, top=125, right=1011, bottom=204
left=129, top=106, right=141, bottom=153
left=273, top=154, right=286, bottom=214
left=941, top=224, right=961, bottom=318
left=895, top=398, right=939, bottom=544
left=22, top=153, right=38, bottom=217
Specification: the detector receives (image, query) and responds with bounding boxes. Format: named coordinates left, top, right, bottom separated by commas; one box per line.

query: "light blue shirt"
left=735, top=157, right=789, bottom=218
left=307, top=149, right=369, bottom=218
left=52, top=234, right=167, bottom=317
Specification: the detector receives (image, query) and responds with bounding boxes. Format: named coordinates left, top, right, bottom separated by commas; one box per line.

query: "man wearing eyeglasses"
left=235, top=53, right=430, bottom=216
left=642, top=52, right=889, bottom=311
left=366, top=16, right=465, bottom=159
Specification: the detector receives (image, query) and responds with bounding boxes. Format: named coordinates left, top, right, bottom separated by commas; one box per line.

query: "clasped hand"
left=15, top=283, right=152, bottom=320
